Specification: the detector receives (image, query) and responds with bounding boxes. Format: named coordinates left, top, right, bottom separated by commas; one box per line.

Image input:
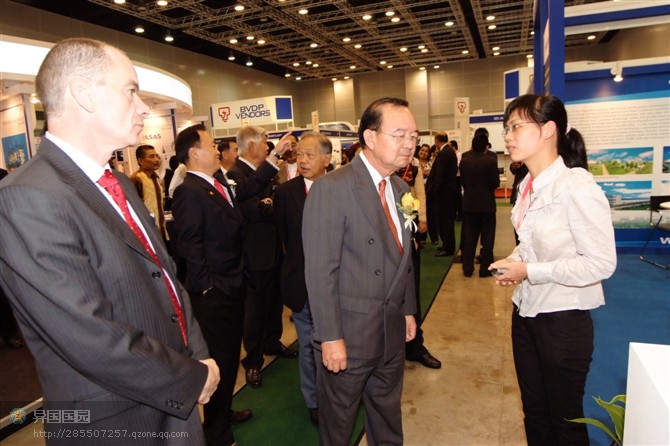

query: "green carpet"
left=232, top=224, right=460, bottom=445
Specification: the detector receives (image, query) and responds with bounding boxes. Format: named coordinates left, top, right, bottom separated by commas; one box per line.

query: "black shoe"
left=409, top=352, right=442, bottom=369
left=434, top=250, right=449, bottom=257
left=479, top=270, right=493, bottom=278
left=245, top=368, right=262, bottom=388
left=266, top=344, right=298, bottom=358
left=309, top=408, right=319, bottom=427
left=463, top=271, right=473, bottom=277
left=431, top=240, right=439, bottom=245
left=231, top=409, right=253, bottom=424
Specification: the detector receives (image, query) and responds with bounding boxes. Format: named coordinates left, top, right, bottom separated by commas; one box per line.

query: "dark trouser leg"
left=406, top=240, right=426, bottom=359
left=512, top=308, right=593, bottom=446
left=478, top=212, right=496, bottom=274
left=437, top=198, right=456, bottom=254
left=460, top=212, right=478, bottom=275
left=426, top=195, right=439, bottom=244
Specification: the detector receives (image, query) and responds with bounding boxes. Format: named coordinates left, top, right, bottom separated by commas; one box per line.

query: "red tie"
left=213, top=179, right=233, bottom=206
left=98, top=170, right=188, bottom=347
left=379, top=179, right=403, bottom=255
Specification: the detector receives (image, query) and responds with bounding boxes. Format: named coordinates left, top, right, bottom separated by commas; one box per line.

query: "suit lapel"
left=350, top=157, right=402, bottom=266
left=189, top=173, right=241, bottom=220
left=40, top=141, right=154, bottom=262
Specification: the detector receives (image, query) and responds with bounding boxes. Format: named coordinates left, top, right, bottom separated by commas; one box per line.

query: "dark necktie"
left=97, top=170, right=187, bottom=347
left=379, top=179, right=403, bottom=255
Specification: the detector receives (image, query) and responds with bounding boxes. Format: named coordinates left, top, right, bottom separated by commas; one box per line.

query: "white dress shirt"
left=509, top=156, right=617, bottom=317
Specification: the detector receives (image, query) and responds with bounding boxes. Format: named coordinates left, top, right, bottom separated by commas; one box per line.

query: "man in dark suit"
left=425, top=132, right=458, bottom=256
left=0, top=38, right=218, bottom=444
left=303, top=98, right=417, bottom=445
left=171, top=124, right=252, bottom=446
left=274, top=131, right=332, bottom=426
left=227, top=126, right=297, bottom=389
left=460, top=134, right=500, bottom=277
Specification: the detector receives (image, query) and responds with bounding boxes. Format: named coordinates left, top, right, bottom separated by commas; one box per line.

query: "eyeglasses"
left=501, top=121, right=540, bottom=137
left=377, top=130, right=422, bottom=146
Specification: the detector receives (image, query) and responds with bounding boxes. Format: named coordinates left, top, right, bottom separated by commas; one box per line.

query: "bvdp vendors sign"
left=210, top=96, right=293, bottom=130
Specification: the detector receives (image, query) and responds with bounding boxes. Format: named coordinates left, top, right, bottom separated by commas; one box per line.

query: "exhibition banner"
left=0, top=97, right=31, bottom=171
left=210, top=96, right=293, bottom=130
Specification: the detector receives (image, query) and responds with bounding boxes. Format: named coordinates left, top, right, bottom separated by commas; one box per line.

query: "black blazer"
left=172, top=173, right=245, bottom=296
left=274, top=176, right=308, bottom=312
left=425, top=145, right=458, bottom=197
left=460, top=152, right=500, bottom=213
left=227, top=159, right=280, bottom=272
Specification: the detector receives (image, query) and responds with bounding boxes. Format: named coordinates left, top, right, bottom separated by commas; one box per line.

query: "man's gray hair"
left=236, top=125, right=266, bottom=155
left=299, top=132, right=333, bottom=155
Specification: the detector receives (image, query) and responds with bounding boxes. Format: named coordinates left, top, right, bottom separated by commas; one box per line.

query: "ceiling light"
left=387, top=65, right=393, bottom=69
left=419, top=67, right=426, bottom=71
left=164, top=34, right=174, bottom=42
left=299, top=9, right=308, bottom=15
left=462, top=50, right=469, bottom=54
left=418, top=45, right=425, bottom=49
left=380, top=61, right=387, bottom=65
left=228, top=55, right=236, bottom=61
left=114, top=0, right=126, bottom=4
left=285, top=73, right=291, bottom=78
left=343, top=37, right=351, bottom=43
left=310, top=43, right=318, bottom=48
left=399, top=47, right=407, bottom=52
left=385, top=11, right=395, bottom=17
left=587, top=35, right=596, bottom=40
left=312, top=63, right=319, bottom=67
left=157, top=0, right=168, bottom=6
left=492, top=46, right=500, bottom=51
left=445, top=21, right=454, bottom=27
left=354, top=44, right=362, bottom=49
left=257, top=39, right=266, bottom=45
left=246, top=60, right=253, bottom=66
left=488, top=25, right=496, bottom=30
left=391, top=17, right=400, bottom=23
left=434, top=65, right=440, bottom=69
left=350, top=65, right=356, bottom=70
left=526, top=54, right=533, bottom=59
left=305, top=61, right=313, bottom=65
left=234, top=5, right=244, bottom=11
left=493, top=52, right=500, bottom=56
left=344, top=76, right=350, bottom=79
left=421, top=49, right=428, bottom=53
left=332, top=78, right=337, bottom=81
left=296, top=77, right=302, bottom=80
left=362, top=14, right=372, bottom=20
left=135, top=25, right=145, bottom=33
left=486, top=15, right=495, bottom=21
left=530, top=31, right=535, bottom=35
left=293, top=62, right=300, bottom=67
left=246, top=36, right=254, bottom=40
left=230, top=38, right=238, bottom=44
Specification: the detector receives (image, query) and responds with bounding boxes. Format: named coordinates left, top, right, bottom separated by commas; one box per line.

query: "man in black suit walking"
left=274, top=132, right=332, bottom=426
left=171, top=124, right=252, bottom=446
left=425, top=132, right=458, bottom=256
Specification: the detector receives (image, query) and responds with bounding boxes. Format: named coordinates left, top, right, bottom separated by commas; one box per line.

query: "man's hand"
left=274, top=132, right=295, bottom=157
left=321, top=339, right=347, bottom=373
left=405, top=315, right=417, bottom=341
left=197, top=358, right=220, bottom=404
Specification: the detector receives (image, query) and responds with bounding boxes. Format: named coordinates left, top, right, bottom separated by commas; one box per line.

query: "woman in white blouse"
left=490, top=94, right=616, bottom=446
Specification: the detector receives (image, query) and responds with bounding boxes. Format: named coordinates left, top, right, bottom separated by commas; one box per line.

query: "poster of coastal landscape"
left=588, top=147, right=653, bottom=176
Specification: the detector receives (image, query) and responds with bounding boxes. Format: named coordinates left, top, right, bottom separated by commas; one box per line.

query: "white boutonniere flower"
left=396, top=192, right=419, bottom=231
left=227, top=179, right=237, bottom=190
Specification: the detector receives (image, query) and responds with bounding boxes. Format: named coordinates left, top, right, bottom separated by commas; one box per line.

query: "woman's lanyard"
left=516, top=178, right=533, bottom=230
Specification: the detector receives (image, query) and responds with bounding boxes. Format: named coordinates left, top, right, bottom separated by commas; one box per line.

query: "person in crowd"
left=274, top=131, right=333, bottom=427
left=130, top=144, right=168, bottom=241
left=227, top=126, right=298, bottom=389
left=217, top=140, right=238, bottom=175
left=396, top=163, right=442, bottom=369
left=449, top=140, right=463, bottom=221
left=460, top=134, right=500, bottom=277
left=425, top=132, right=458, bottom=256
left=168, top=161, right=187, bottom=198
left=0, top=38, right=218, bottom=443
left=171, top=124, right=253, bottom=446
left=163, top=155, right=178, bottom=207
left=417, top=143, right=433, bottom=180
left=491, top=94, right=617, bottom=446
left=275, top=133, right=299, bottom=183
left=303, top=97, right=417, bottom=445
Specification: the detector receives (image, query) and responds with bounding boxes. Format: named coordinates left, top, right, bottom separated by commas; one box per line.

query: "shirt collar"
left=45, top=132, right=107, bottom=182
left=531, top=156, right=568, bottom=193
left=187, top=170, right=215, bottom=186
left=238, top=156, right=256, bottom=171
left=359, top=151, right=387, bottom=186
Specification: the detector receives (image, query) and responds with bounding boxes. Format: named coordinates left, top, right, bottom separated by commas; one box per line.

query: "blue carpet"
left=585, top=254, right=670, bottom=445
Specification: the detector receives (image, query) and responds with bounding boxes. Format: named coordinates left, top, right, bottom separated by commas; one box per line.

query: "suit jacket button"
left=152, top=271, right=161, bottom=278
left=375, top=269, right=381, bottom=276
left=171, top=314, right=179, bottom=323
left=368, top=239, right=375, bottom=244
